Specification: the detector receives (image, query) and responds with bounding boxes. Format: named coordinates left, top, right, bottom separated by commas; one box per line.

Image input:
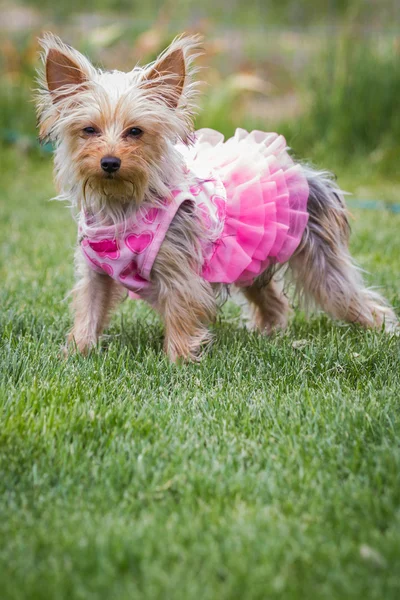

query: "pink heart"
left=87, top=238, right=120, bottom=260
left=125, top=232, right=153, bottom=254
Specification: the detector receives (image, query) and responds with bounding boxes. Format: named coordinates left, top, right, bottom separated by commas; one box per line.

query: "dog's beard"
left=86, top=176, right=136, bottom=199
left=80, top=169, right=149, bottom=226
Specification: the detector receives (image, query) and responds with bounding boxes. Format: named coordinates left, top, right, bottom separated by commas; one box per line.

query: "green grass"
left=1, top=149, right=400, bottom=600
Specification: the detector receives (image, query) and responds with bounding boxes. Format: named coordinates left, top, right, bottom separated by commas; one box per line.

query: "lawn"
left=1, top=149, right=400, bottom=600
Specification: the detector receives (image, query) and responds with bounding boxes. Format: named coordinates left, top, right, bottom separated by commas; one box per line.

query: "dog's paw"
left=62, top=333, right=95, bottom=358
left=164, top=330, right=213, bottom=363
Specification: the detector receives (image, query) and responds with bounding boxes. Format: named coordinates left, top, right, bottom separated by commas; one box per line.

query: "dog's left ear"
left=143, top=48, right=186, bottom=109
left=142, top=35, right=202, bottom=109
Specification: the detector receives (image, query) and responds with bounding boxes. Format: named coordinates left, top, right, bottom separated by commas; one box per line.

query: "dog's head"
left=36, top=33, right=202, bottom=208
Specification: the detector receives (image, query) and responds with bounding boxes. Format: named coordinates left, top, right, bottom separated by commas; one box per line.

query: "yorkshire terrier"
left=36, top=33, right=398, bottom=361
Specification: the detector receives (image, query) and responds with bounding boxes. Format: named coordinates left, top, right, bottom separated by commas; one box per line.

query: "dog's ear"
left=143, top=49, right=186, bottom=109
left=142, top=35, right=203, bottom=109
left=36, top=34, right=96, bottom=141
left=38, top=33, right=95, bottom=101
left=46, top=48, right=86, bottom=93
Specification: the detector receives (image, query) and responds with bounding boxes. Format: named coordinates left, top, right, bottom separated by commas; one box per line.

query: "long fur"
left=151, top=201, right=217, bottom=361
left=288, top=167, right=398, bottom=330
left=35, top=33, right=398, bottom=361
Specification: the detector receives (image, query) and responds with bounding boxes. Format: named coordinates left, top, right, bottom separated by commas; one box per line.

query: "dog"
left=36, top=33, right=398, bottom=361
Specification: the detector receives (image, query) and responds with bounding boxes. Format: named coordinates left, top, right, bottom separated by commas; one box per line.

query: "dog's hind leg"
left=289, top=168, right=398, bottom=331
left=242, top=277, right=291, bottom=334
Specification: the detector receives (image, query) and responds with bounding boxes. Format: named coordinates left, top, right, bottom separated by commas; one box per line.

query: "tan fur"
left=243, top=278, right=291, bottom=334
left=289, top=229, right=398, bottom=330
left=154, top=268, right=216, bottom=362
left=150, top=201, right=216, bottom=361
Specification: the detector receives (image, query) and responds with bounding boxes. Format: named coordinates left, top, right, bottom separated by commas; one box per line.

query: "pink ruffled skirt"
left=193, top=128, right=310, bottom=286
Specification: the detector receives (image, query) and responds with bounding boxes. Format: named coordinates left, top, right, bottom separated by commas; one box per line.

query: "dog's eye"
left=83, top=127, right=97, bottom=135
left=128, top=127, right=143, bottom=137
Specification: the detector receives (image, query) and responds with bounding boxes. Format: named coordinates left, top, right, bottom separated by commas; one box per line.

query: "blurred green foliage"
left=278, top=34, right=400, bottom=173
left=17, top=0, right=400, bottom=27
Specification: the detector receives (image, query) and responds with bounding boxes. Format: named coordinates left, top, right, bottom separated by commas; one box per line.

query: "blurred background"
left=1, top=0, right=399, bottom=201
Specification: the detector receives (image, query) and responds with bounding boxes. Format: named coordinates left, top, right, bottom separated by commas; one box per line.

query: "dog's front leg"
left=152, top=259, right=216, bottom=362
left=150, top=201, right=217, bottom=362
left=158, top=280, right=216, bottom=362
left=66, top=250, right=123, bottom=355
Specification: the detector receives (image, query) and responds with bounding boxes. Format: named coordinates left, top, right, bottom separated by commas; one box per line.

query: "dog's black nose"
left=101, top=156, right=121, bottom=173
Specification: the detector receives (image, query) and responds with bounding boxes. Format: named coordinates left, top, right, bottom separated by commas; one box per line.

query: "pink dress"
left=80, top=128, right=309, bottom=297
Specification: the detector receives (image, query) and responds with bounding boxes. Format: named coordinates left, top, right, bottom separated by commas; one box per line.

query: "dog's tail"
left=288, top=165, right=398, bottom=331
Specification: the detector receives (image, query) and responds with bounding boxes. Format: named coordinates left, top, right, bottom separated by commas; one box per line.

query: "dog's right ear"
left=38, top=33, right=95, bottom=101
left=46, top=48, right=86, bottom=94
left=36, top=34, right=96, bottom=141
